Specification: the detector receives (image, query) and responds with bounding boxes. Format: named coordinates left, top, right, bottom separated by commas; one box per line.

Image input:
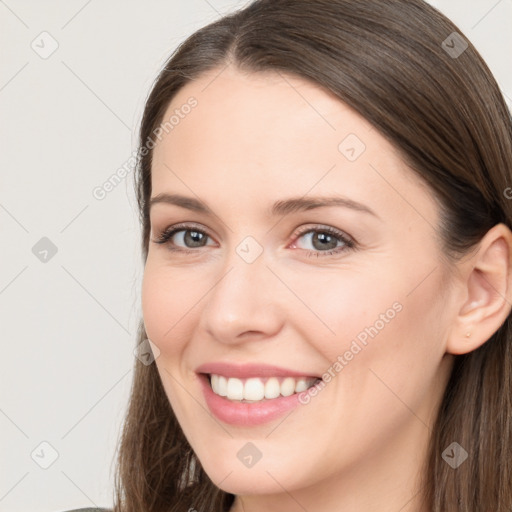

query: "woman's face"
left=142, top=65, right=457, bottom=502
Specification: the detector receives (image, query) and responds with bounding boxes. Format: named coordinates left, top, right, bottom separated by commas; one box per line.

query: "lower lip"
left=198, top=373, right=305, bottom=426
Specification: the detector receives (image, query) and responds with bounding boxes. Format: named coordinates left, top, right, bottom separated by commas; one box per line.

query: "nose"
left=199, top=246, right=285, bottom=345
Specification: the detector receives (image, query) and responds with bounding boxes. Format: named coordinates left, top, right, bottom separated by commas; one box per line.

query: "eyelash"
left=151, top=222, right=356, bottom=258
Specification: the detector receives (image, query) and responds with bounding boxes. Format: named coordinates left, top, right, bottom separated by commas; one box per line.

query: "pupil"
left=314, top=232, right=336, bottom=250
left=186, top=230, right=205, bottom=247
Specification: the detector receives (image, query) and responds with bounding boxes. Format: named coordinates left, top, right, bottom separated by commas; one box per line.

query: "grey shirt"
left=61, top=509, right=111, bottom=512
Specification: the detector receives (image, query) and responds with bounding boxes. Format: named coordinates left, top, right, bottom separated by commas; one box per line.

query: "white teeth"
left=226, top=377, right=244, bottom=400
left=211, top=374, right=219, bottom=392
left=209, top=374, right=318, bottom=402
left=217, top=375, right=228, bottom=396
left=264, top=377, right=280, bottom=399
left=294, top=378, right=310, bottom=392
left=244, top=378, right=265, bottom=400
left=281, top=377, right=296, bottom=396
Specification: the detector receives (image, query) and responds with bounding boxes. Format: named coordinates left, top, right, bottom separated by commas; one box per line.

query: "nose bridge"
left=201, top=235, right=282, bottom=341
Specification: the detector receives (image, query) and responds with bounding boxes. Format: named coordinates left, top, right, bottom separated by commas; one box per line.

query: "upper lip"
left=195, top=362, right=320, bottom=379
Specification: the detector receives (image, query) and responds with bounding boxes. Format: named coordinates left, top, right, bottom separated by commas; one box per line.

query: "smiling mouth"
left=205, top=373, right=322, bottom=403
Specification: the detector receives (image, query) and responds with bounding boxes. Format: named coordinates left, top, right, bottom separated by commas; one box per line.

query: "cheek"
left=302, top=258, right=445, bottom=390
left=289, top=267, right=403, bottom=357
left=332, top=268, right=447, bottom=414
left=141, top=261, right=195, bottom=354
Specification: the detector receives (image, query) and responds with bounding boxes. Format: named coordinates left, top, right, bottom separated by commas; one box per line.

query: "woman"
left=67, top=0, right=512, bottom=510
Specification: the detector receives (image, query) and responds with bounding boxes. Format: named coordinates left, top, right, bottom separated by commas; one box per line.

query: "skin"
left=141, top=65, right=512, bottom=512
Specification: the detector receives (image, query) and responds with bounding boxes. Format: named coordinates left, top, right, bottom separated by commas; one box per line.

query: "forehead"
left=150, top=65, right=437, bottom=227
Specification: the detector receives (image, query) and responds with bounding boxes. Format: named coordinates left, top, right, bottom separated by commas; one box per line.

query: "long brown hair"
left=112, top=1, right=512, bottom=510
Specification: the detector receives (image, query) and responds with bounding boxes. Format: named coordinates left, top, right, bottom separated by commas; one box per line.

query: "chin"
left=192, top=441, right=314, bottom=495
left=204, top=465, right=296, bottom=495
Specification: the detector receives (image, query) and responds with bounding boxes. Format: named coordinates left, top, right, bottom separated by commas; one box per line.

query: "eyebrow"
left=149, top=193, right=379, bottom=219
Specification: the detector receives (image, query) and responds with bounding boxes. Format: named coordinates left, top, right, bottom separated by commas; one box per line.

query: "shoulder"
left=59, top=509, right=112, bottom=512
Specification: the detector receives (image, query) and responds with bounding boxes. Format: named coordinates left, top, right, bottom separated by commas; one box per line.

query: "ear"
left=446, top=223, right=512, bottom=356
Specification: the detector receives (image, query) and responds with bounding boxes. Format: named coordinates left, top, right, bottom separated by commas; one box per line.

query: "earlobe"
left=446, top=223, right=512, bottom=356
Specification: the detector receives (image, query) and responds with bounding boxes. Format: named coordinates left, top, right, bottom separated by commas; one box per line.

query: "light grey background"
left=1, top=1, right=510, bottom=511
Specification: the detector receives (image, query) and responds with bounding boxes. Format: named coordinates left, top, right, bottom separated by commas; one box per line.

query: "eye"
left=289, top=225, right=356, bottom=257
left=151, top=223, right=215, bottom=253
left=151, top=222, right=356, bottom=258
